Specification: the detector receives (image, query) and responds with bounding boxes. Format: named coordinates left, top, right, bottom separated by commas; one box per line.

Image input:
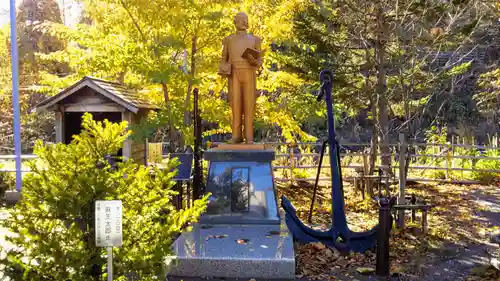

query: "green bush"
left=0, top=166, right=10, bottom=201
left=449, top=145, right=480, bottom=180
left=0, top=113, right=209, bottom=281
left=472, top=149, right=500, bottom=183
left=417, top=127, right=499, bottom=183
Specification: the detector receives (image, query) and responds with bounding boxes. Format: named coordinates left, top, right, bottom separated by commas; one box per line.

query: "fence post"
left=397, top=133, right=406, bottom=229
left=376, top=197, right=391, bottom=276
left=459, top=137, right=464, bottom=178
left=451, top=136, right=455, bottom=169
left=363, top=154, right=369, bottom=174
left=362, top=154, right=370, bottom=196
left=144, top=138, right=149, bottom=166
left=445, top=141, right=451, bottom=180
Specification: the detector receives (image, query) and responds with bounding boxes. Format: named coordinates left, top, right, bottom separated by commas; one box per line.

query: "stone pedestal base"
left=164, top=144, right=295, bottom=279
left=5, top=191, right=21, bottom=206
left=165, top=221, right=295, bottom=279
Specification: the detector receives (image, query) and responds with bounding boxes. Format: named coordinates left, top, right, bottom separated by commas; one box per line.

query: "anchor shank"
left=323, top=80, right=348, bottom=235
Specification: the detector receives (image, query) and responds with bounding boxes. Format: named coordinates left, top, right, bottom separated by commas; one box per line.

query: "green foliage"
left=445, top=62, right=472, bottom=77
left=0, top=113, right=209, bottom=281
left=0, top=166, right=12, bottom=201
left=0, top=0, right=63, bottom=153
left=415, top=127, right=447, bottom=179
left=1, top=0, right=497, bottom=152
left=273, top=0, right=498, bottom=141
left=34, top=0, right=320, bottom=145
left=474, top=68, right=500, bottom=117
left=473, top=148, right=500, bottom=183
left=414, top=128, right=499, bottom=183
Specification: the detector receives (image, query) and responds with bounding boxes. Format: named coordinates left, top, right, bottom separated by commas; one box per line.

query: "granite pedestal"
left=165, top=145, right=295, bottom=279
left=165, top=220, right=295, bottom=279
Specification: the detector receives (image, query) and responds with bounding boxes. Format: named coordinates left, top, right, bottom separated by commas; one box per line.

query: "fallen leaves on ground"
left=295, top=242, right=340, bottom=280
left=356, top=267, right=375, bottom=275
left=295, top=241, right=376, bottom=280
left=236, top=238, right=250, bottom=244
left=280, top=182, right=500, bottom=280
left=205, top=234, right=228, bottom=241
left=466, top=265, right=500, bottom=280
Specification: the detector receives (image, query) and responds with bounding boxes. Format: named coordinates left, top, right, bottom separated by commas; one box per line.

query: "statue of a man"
left=219, top=12, right=262, bottom=144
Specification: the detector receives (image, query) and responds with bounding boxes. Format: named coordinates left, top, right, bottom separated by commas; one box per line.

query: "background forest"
left=0, top=0, right=498, bottom=158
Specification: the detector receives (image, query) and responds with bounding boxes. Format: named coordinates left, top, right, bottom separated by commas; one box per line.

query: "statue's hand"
left=247, top=54, right=258, bottom=66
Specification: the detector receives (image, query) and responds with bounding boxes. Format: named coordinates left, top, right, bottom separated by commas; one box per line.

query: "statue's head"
left=234, top=12, right=249, bottom=31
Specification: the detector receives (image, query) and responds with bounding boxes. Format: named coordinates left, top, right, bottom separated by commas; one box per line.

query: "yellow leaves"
left=71, top=113, right=130, bottom=159
left=259, top=71, right=305, bottom=92
left=36, top=0, right=324, bottom=147
left=310, top=241, right=326, bottom=250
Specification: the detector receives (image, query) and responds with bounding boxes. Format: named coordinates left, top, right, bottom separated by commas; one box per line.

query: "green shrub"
left=472, top=149, right=500, bottom=183
left=449, top=145, right=480, bottom=180
left=0, top=165, right=10, bottom=201
left=0, top=113, right=209, bottom=281
left=415, top=127, right=445, bottom=179
left=292, top=167, right=309, bottom=179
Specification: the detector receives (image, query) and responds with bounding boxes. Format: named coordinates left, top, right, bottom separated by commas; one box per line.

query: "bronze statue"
left=219, top=12, right=262, bottom=144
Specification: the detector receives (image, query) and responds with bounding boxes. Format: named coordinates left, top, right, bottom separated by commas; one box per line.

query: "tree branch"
left=119, top=0, right=147, bottom=44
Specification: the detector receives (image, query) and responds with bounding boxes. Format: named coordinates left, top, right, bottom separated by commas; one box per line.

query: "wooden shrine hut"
left=35, top=76, right=159, bottom=163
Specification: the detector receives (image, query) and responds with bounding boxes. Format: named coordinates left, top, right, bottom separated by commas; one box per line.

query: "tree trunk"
left=162, top=83, right=177, bottom=152
left=375, top=1, right=391, bottom=174
left=117, top=71, right=126, bottom=84
left=184, top=35, right=197, bottom=126
left=402, top=47, right=415, bottom=181
left=162, top=83, right=169, bottom=104
left=369, top=95, right=379, bottom=175
left=365, top=47, right=378, bottom=175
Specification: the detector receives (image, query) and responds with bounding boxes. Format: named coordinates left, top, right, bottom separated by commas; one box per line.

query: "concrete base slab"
left=165, top=222, right=295, bottom=279
left=5, top=191, right=21, bottom=206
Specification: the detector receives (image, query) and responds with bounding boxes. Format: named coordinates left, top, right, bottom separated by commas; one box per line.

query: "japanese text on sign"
left=95, top=200, right=122, bottom=247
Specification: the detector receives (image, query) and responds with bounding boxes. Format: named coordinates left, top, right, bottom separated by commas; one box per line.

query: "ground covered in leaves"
left=279, top=181, right=500, bottom=281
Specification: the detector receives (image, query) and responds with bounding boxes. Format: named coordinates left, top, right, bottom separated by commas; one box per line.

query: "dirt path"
left=398, top=184, right=500, bottom=281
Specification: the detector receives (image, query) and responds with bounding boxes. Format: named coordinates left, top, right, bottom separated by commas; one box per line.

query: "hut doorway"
left=64, top=112, right=122, bottom=153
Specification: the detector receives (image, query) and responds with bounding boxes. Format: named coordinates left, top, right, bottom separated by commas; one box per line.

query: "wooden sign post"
left=96, top=200, right=123, bottom=281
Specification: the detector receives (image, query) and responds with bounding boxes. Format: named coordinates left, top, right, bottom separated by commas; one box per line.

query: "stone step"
left=165, top=223, right=295, bottom=279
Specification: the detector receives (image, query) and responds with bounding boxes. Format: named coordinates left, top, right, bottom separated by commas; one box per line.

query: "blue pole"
left=10, top=0, right=22, bottom=192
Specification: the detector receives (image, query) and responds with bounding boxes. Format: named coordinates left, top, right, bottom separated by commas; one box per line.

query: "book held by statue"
left=241, top=48, right=261, bottom=59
